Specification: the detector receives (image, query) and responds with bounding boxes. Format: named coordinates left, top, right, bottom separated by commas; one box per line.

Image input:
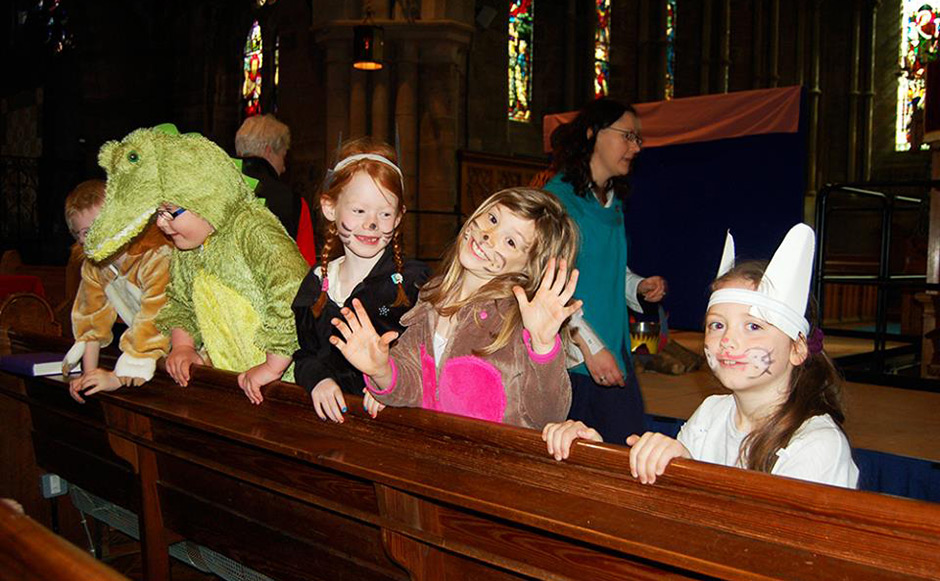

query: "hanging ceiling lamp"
left=353, top=3, right=383, bottom=71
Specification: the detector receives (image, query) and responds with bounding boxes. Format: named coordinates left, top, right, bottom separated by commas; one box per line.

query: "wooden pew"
left=1, top=329, right=939, bottom=581
left=0, top=498, right=128, bottom=580
left=0, top=292, right=61, bottom=354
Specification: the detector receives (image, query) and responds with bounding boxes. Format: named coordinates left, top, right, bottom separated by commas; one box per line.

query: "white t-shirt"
left=676, top=395, right=859, bottom=489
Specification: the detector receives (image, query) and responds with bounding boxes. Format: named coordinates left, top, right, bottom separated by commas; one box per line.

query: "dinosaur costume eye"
left=127, top=151, right=140, bottom=163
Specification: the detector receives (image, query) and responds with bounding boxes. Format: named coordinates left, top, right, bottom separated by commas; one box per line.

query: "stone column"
left=637, top=0, right=651, bottom=100
left=349, top=69, right=367, bottom=138
left=769, top=0, right=780, bottom=87
left=417, top=38, right=462, bottom=261
left=752, top=0, right=764, bottom=88
left=847, top=1, right=862, bottom=181
left=718, top=0, right=731, bottom=93
left=395, top=40, right=419, bottom=257
left=806, top=0, right=823, bottom=213
left=700, top=0, right=713, bottom=94
left=372, top=66, right=389, bottom=142
left=861, top=0, right=880, bottom=180
left=565, top=0, right=577, bottom=108
left=324, top=38, right=351, bottom=162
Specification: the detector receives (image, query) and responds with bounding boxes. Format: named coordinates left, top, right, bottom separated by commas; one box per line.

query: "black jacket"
left=292, top=247, right=430, bottom=395
left=241, top=156, right=301, bottom=238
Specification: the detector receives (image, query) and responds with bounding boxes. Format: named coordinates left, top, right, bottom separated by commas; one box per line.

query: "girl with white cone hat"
left=543, top=224, right=859, bottom=489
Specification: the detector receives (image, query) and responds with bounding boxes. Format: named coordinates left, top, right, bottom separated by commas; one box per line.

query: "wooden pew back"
left=2, top=330, right=939, bottom=581
left=0, top=498, right=128, bottom=580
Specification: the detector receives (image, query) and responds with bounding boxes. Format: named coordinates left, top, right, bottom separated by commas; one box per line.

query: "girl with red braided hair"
left=292, top=138, right=429, bottom=422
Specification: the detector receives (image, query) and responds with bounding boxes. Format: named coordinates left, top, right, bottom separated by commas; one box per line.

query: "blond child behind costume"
left=63, top=179, right=172, bottom=402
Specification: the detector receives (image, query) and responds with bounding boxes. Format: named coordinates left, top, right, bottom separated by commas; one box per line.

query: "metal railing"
left=814, top=181, right=939, bottom=390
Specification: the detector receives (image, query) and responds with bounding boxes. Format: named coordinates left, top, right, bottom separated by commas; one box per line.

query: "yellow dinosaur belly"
left=193, top=272, right=265, bottom=373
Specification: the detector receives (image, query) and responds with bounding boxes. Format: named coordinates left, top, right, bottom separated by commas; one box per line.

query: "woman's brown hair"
left=312, top=137, right=409, bottom=316
left=711, top=261, right=847, bottom=473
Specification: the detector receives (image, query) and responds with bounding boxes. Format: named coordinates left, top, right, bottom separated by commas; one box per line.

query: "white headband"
left=708, top=288, right=810, bottom=340
left=331, top=153, right=404, bottom=190
left=708, top=224, right=815, bottom=341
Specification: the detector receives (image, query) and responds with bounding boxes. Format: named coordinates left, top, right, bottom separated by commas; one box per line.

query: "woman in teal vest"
left=541, top=98, right=667, bottom=444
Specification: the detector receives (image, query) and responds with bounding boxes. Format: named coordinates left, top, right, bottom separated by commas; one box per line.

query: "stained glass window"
left=594, top=0, right=611, bottom=99
left=273, top=35, right=280, bottom=113
left=665, top=0, right=677, bottom=100
left=42, top=0, right=73, bottom=53
left=508, top=0, right=534, bottom=122
left=242, top=20, right=263, bottom=118
left=897, top=1, right=940, bottom=151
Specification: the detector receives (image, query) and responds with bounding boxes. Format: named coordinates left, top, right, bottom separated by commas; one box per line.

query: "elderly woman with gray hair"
left=236, top=114, right=301, bottom=238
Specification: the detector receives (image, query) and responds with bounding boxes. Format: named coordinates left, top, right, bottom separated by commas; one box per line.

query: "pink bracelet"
left=522, top=330, right=561, bottom=363
left=363, top=358, right=398, bottom=394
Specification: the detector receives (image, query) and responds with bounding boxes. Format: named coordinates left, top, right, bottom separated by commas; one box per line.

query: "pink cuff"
left=522, top=330, right=562, bottom=364
left=363, top=357, right=398, bottom=395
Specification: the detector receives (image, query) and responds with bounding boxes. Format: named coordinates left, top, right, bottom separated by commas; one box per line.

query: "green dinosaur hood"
left=85, top=123, right=257, bottom=262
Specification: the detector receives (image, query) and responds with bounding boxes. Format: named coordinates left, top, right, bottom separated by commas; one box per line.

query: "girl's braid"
left=311, top=222, right=338, bottom=317
left=391, top=229, right=411, bottom=308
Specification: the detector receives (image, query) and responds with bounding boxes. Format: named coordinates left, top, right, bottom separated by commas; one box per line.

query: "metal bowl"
left=630, top=321, right=661, bottom=354
left=630, top=321, right=660, bottom=335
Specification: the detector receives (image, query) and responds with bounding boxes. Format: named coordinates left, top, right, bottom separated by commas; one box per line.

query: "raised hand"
left=330, top=299, right=399, bottom=381
left=513, top=257, right=582, bottom=354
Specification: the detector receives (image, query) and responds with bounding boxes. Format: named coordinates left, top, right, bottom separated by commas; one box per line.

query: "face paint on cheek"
left=744, top=347, right=774, bottom=377
left=482, top=252, right=506, bottom=274
left=704, top=346, right=719, bottom=372
left=379, top=228, right=395, bottom=243
left=337, top=221, right=353, bottom=242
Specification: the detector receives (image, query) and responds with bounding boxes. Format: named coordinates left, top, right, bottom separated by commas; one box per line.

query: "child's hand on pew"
left=626, top=432, right=691, bottom=484
left=165, top=343, right=204, bottom=387
left=237, top=353, right=291, bottom=405
left=542, top=420, right=603, bottom=461
left=69, top=369, right=122, bottom=403
left=362, top=388, right=386, bottom=419
left=311, top=379, right=347, bottom=422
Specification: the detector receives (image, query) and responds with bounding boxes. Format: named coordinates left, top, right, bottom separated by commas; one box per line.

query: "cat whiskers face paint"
left=457, top=203, right=533, bottom=283
left=744, top=347, right=774, bottom=377
left=704, top=346, right=718, bottom=371
left=712, top=346, right=774, bottom=377
left=704, top=294, right=795, bottom=393
left=338, top=221, right=354, bottom=243
left=324, top=170, right=403, bottom=260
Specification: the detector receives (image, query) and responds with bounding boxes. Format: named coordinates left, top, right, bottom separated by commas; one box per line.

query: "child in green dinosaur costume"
left=84, top=123, right=308, bottom=403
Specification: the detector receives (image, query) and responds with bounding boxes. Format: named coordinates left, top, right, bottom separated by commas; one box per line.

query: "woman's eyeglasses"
left=157, top=207, right=187, bottom=222
left=603, top=127, right=643, bottom=147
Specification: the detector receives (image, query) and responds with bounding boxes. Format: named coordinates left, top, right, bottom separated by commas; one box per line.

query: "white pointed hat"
left=708, top=224, right=815, bottom=340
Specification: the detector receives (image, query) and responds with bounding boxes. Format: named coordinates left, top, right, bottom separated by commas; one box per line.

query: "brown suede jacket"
left=367, top=296, right=572, bottom=430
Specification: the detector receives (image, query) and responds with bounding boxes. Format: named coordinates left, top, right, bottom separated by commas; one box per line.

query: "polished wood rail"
left=0, top=497, right=128, bottom=580
left=1, top=329, right=939, bottom=581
